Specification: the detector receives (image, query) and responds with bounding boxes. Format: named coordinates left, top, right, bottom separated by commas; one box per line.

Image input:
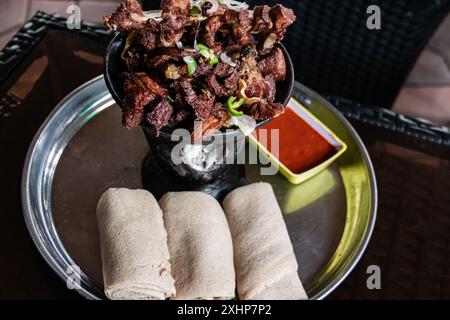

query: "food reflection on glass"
left=104, top=0, right=296, bottom=137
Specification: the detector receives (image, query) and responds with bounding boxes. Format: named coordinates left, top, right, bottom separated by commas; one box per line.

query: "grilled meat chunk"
left=146, top=98, right=174, bottom=134
left=122, top=78, right=157, bottom=128
left=246, top=101, right=284, bottom=121
left=258, top=47, right=287, bottom=81
left=161, top=0, right=190, bottom=17
left=192, top=103, right=229, bottom=141
left=252, top=5, right=272, bottom=34
left=104, top=0, right=145, bottom=32
left=179, top=79, right=215, bottom=119
left=207, top=63, right=240, bottom=97
left=261, top=5, right=296, bottom=52
left=105, top=0, right=296, bottom=136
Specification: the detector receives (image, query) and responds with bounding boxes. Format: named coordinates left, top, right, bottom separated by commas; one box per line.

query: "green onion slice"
left=189, top=6, right=201, bottom=16
left=183, top=56, right=198, bottom=76
left=226, top=96, right=245, bottom=116
left=196, top=43, right=219, bottom=65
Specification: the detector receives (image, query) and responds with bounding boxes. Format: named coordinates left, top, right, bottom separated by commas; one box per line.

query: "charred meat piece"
left=122, top=79, right=157, bottom=128
left=203, top=7, right=252, bottom=48
left=167, top=106, right=191, bottom=128
left=232, top=10, right=253, bottom=46
left=271, top=4, right=297, bottom=33
left=261, top=5, right=296, bottom=51
left=136, top=19, right=160, bottom=51
left=146, top=98, right=174, bottom=135
left=239, top=46, right=266, bottom=99
left=147, top=54, right=175, bottom=69
left=252, top=5, right=273, bottom=34
left=137, top=30, right=159, bottom=51
left=258, top=47, right=287, bottom=81
left=193, top=62, right=214, bottom=78
left=203, top=15, right=225, bottom=48
left=246, top=101, right=284, bottom=121
left=160, top=15, right=190, bottom=47
left=104, top=0, right=146, bottom=32
left=145, top=47, right=193, bottom=68
left=122, top=71, right=168, bottom=128
left=192, top=103, right=229, bottom=141
left=122, top=46, right=145, bottom=70
left=263, top=74, right=277, bottom=103
left=160, top=0, right=190, bottom=17
left=243, top=72, right=266, bottom=99
left=129, top=72, right=168, bottom=97
left=180, top=79, right=215, bottom=119
left=207, top=63, right=239, bottom=97
left=105, top=1, right=296, bottom=136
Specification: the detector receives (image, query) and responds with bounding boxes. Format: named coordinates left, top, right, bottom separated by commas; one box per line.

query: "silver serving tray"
left=22, top=76, right=377, bottom=300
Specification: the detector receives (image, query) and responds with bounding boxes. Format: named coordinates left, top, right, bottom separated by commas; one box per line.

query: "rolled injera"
left=222, top=182, right=308, bottom=300
left=96, top=188, right=176, bottom=300
left=159, top=192, right=236, bottom=300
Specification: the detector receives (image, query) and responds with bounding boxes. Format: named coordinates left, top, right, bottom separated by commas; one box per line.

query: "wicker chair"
left=251, top=0, right=450, bottom=107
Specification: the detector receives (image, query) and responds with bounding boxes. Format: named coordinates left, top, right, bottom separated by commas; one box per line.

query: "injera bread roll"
left=96, top=188, right=176, bottom=300
left=222, top=182, right=308, bottom=300
left=159, top=192, right=235, bottom=300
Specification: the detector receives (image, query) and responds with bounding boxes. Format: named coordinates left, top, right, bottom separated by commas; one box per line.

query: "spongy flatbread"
left=97, top=188, right=176, bottom=300
left=222, top=182, right=307, bottom=300
left=160, top=192, right=236, bottom=300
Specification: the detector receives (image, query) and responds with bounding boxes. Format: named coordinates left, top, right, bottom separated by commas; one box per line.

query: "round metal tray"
left=22, top=76, right=377, bottom=300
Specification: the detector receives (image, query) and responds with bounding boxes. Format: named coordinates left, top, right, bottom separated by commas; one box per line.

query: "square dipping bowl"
left=249, top=98, right=348, bottom=185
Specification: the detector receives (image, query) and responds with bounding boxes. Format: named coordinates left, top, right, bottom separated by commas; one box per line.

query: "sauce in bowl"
left=253, top=108, right=336, bottom=174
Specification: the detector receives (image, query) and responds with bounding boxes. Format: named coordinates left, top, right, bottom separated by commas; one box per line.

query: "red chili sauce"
left=254, top=108, right=336, bottom=174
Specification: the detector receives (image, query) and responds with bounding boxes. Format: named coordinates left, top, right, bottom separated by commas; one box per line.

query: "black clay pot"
left=103, top=33, right=295, bottom=183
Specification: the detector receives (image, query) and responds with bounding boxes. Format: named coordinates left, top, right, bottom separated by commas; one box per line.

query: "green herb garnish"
left=183, top=56, right=198, bottom=76
left=190, top=6, right=201, bottom=16
left=226, top=96, right=245, bottom=116
left=196, top=43, right=219, bottom=65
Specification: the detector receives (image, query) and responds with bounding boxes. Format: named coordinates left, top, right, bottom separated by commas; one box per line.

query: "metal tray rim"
left=22, top=76, right=377, bottom=300
left=296, top=84, right=378, bottom=299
